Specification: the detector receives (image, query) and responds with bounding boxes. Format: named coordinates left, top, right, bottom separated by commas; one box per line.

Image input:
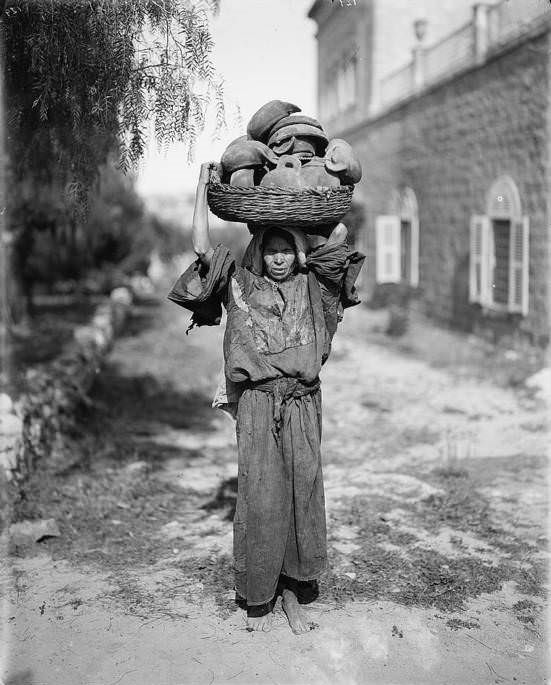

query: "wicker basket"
left=207, top=168, right=353, bottom=235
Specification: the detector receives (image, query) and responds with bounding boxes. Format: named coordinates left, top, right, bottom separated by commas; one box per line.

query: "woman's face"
left=263, top=233, right=296, bottom=281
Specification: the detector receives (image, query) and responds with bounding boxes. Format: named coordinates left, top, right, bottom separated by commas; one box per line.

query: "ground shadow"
left=91, top=363, right=215, bottom=432
left=201, top=476, right=238, bottom=521
left=117, top=300, right=160, bottom=340
left=5, top=670, right=35, bottom=685
left=67, top=362, right=217, bottom=470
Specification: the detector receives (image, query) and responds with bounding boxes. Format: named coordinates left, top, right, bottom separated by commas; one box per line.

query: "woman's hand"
left=198, top=161, right=218, bottom=187
left=285, top=227, right=308, bottom=270
left=193, top=162, right=216, bottom=265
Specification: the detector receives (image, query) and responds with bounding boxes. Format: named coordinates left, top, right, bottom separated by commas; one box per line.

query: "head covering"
left=241, top=227, right=302, bottom=276
left=247, top=100, right=301, bottom=143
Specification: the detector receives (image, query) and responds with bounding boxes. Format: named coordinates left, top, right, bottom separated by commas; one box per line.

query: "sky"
left=136, top=0, right=317, bottom=201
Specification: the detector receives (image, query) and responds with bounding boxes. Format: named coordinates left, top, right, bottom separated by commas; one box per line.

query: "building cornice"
left=331, top=16, right=551, bottom=141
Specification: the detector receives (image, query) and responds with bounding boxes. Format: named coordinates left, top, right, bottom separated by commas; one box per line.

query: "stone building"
left=309, top=0, right=551, bottom=347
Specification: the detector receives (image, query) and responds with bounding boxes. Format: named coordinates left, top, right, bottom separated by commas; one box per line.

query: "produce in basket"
left=268, top=123, right=328, bottom=157
left=260, top=155, right=304, bottom=189
left=284, top=137, right=317, bottom=161
left=300, top=156, right=340, bottom=188
left=269, top=113, right=324, bottom=136
left=230, top=168, right=267, bottom=187
left=325, top=138, right=362, bottom=184
left=220, top=136, right=278, bottom=182
left=246, top=100, right=301, bottom=143
left=208, top=100, right=362, bottom=229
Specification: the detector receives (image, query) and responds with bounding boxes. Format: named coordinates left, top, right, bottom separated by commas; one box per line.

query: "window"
left=375, top=187, right=419, bottom=286
left=321, top=52, right=358, bottom=119
left=375, top=215, right=401, bottom=283
left=469, top=176, right=529, bottom=314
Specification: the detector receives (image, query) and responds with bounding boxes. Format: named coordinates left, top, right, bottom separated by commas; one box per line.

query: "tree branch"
left=131, top=62, right=182, bottom=72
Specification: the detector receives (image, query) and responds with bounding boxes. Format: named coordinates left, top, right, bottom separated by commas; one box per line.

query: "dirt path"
left=2, top=298, right=548, bottom=685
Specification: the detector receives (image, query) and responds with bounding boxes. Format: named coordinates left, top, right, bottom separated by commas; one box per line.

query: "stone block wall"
left=345, top=31, right=550, bottom=346
left=314, top=1, right=372, bottom=134
left=0, top=287, right=133, bottom=484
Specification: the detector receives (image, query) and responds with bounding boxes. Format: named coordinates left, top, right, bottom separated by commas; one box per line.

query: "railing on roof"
left=379, top=63, right=413, bottom=108
left=487, top=0, right=547, bottom=47
left=423, top=21, right=473, bottom=84
left=378, top=0, right=550, bottom=111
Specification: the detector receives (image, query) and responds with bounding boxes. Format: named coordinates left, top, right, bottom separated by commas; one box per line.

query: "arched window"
left=375, top=187, right=419, bottom=286
left=469, top=176, right=529, bottom=314
left=487, top=176, right=521, bottom=220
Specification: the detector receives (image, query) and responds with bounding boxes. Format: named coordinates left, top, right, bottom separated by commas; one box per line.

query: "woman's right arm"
left=192, top=162, right=216, bottom=266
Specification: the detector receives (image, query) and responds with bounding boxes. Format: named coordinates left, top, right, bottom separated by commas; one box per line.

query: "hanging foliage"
left=1, top=0, right=224, bottom=318
left=3, top=0, right=224, bottom=202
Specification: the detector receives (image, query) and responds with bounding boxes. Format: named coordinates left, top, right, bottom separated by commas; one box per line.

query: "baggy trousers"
left=234, top=385, right=327, bottom=606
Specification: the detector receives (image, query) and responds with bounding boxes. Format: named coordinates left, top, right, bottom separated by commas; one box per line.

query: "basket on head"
left=206, top=167, right=353, bottom=235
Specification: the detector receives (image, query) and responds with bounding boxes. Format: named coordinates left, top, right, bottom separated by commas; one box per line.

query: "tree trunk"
left=0, top=16, right=29, bottom=343
left=0, top=17, right=29, bottom=394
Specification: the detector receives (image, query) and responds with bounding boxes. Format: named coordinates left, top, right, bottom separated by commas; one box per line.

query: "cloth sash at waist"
left=244, top=377, right=321, bottom=437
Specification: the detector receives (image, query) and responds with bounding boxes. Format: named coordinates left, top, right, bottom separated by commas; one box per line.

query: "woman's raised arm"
left=192, top=162, right=217, bottom=266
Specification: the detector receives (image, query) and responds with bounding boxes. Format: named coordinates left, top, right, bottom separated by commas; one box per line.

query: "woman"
left=168, top=162, right=364, bottom=633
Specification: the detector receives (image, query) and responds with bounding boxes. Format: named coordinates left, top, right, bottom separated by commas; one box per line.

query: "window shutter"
left=487, top=220, right=495, bottom=306
left=376, top=215, right=401, bottom=283
left=469, top=215, right=490, bottom=304
left=508, top=216, right=529, bottom=315
left=410, top=217, right=419, bottom=287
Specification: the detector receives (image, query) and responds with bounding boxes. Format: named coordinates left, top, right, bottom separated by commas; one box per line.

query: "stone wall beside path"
left=0, top=287, right=133, bottom=486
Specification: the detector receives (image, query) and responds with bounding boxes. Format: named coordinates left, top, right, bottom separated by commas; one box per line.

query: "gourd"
left=260, top=155, right=304, bottom=189
left=300, top=156, right=340, bottom=187
left=221, top=137, right=278, bottom=179
left=324, top=138, right=362, bottom=184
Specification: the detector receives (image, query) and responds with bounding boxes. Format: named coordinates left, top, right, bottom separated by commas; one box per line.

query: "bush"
left=367, top=283, right=420, bottom=337
left=13, top=159, right=189, bottom=298
left=370, top=282, right=419, bottom=309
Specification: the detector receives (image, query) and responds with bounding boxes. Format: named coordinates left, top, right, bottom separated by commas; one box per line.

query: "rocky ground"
left=1, top=296, right=548, bottom=685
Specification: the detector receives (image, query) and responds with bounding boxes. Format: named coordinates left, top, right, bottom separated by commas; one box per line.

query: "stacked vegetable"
left=218, top=100, right=362, bottom=190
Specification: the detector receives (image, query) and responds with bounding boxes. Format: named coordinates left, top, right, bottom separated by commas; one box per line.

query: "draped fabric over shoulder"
left=167, top=245, right=235, bottom=330
left=168, top=230, right=365, bottom=607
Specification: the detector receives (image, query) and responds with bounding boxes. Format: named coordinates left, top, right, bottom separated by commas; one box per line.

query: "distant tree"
left=1, top=0, right=224, bottom=320
left=17, top=159, right=149, bottom=296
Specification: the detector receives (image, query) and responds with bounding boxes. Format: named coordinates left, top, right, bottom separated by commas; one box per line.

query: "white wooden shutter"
left=487, top=221, right=495, bottom=306
left=410, top=216, right=419, bottom=287
left=469, top=215, right=490, bottom=304
left=376, top=215, right=401, bottom=283
left=508, top=216, right=529, bottom=315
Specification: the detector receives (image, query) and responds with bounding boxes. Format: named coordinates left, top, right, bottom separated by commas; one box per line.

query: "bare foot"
left=281, top=588, right=314, bottom=635
left=246, top=611, right=274, bottom=632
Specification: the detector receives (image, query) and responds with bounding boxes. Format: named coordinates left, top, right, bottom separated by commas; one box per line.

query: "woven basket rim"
left=208, top=167, right=352, bottom=195
left=206, top=168, right=353, bottom=229
left=208, top=180, right=353, bottom=196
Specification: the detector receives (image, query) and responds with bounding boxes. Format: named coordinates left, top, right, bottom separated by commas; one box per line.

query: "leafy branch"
left=3, top=0, right=225, bottom=198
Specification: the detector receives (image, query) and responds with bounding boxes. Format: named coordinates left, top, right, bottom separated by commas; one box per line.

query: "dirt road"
left=2, top=297, right=548, bottom=685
